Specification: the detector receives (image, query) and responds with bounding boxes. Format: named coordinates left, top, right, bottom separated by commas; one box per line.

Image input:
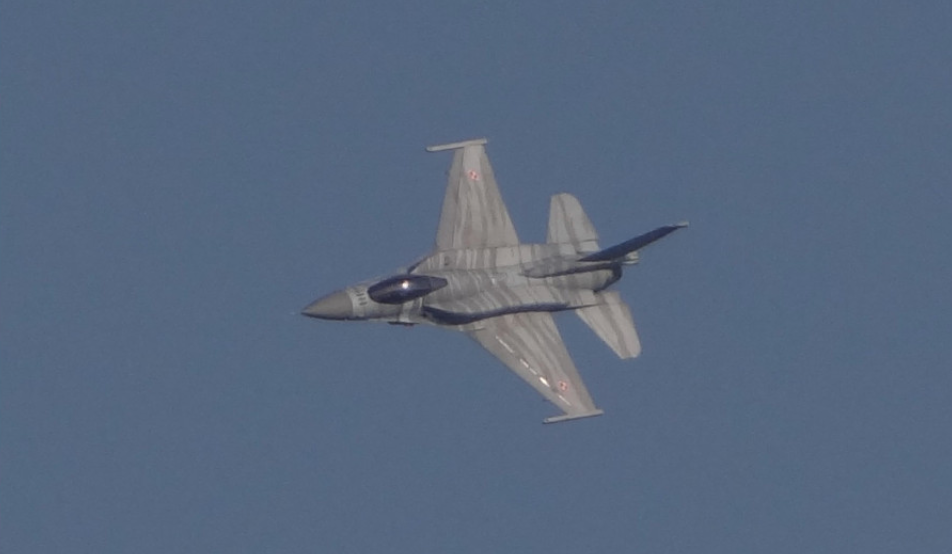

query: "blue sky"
left=3, top=2, right=950, bottom=552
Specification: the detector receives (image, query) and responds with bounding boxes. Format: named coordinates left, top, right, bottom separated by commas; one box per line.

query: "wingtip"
left=543, top=409, right=605, bottom=424
left=675, top=220, right=690, bottom=228
left=425, top=138, right=488, bottom=152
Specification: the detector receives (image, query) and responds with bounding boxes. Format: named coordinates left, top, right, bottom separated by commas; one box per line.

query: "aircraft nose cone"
left=302, top=290, right=354, bottom=320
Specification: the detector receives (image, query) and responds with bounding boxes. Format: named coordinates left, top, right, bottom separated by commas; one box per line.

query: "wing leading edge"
left=466, top=312, right=604, bottom=423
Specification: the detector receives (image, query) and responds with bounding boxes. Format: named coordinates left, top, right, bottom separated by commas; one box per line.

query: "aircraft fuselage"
left=303, top=243, right=625, bottom=326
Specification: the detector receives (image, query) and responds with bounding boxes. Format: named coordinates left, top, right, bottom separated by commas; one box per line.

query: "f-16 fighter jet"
left=303, top=138, right=687, bottom=423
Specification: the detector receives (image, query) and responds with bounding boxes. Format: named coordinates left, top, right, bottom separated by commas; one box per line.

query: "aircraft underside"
left=302, top=138, right=686, bottom=422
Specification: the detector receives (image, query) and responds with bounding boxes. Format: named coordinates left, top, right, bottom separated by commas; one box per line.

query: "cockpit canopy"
left=367, top=274, right=448, bottom=304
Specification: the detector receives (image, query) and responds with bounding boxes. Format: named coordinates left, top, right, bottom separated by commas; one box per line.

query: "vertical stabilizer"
left=547, top=193, right=599, bottom=253
left=576, top=291, right=641, bottom=359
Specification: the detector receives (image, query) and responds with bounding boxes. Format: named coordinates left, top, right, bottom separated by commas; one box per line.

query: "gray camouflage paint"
left=303, top=139, right=686, bottom=423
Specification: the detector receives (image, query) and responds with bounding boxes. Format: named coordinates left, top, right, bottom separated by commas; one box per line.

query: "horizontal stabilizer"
left=543, top=409, right=604, bottom=424
left=580, top=221, right=688, bottom=262
left=426, top=138, right=488, bottom=152
left=547, top=193, right=599, bottom=253
left=576, top=290, right=641, bottom=359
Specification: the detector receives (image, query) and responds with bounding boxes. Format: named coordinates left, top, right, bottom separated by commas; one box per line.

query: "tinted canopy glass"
left=367, top=274, right=448, bottom=304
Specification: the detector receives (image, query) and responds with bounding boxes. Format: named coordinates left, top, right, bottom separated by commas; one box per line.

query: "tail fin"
left=547, top=193, right=599, bottom=254
left=575, top=291, right=641, bottom=359
left=580, top=221, right=688, bottom=263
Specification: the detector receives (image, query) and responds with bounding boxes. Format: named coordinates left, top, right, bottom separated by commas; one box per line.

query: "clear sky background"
left=3, top=2, right=950, bottom=553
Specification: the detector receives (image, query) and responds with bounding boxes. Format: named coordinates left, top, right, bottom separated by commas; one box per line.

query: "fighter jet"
left=303, top=138, right=687, bottom=423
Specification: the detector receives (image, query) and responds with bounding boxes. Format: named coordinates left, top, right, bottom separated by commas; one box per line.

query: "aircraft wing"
left=427, top=139, right=520, bottom=250
left=466, top=312, right=604, bottom=423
